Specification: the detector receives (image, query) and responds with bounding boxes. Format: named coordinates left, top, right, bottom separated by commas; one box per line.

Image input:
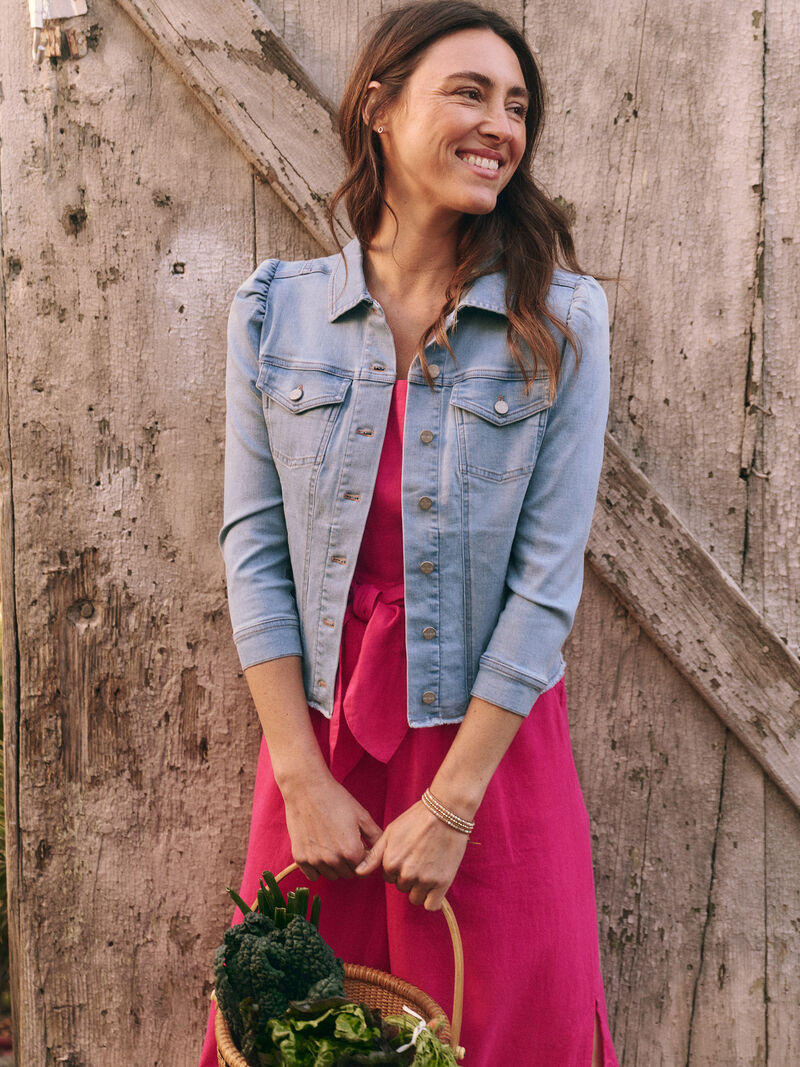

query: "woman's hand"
left=281, top=768, right=383, bottom=882
left=354, top=801, right=469, bottom=910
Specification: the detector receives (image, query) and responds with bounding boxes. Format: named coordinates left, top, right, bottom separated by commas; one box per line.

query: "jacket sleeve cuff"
left=233, top=618, right=304, bottom=671
left=469, top=653, right=565, bottom=717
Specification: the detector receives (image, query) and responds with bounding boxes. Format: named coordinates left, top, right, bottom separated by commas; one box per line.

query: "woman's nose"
left=478, top=103, right=514, bottom=142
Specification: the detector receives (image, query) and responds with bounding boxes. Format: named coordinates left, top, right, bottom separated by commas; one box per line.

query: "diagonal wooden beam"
left=589, top=436, right=800, bottom=808
left=116, top=0, right=800, bottom=809
left=114, top=0, right=351, bottom=250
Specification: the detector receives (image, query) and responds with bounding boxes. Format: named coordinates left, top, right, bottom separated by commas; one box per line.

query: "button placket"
left=312, top=327, right=396, bottom=715
left=402, top=365, right=441, bottom=717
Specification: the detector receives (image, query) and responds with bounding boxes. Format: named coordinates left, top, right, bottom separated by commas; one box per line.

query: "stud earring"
left=377, top=126, right=384, bottom=133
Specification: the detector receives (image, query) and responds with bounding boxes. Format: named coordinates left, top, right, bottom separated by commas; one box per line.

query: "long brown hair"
left=328, top=0, right=607, bottom=398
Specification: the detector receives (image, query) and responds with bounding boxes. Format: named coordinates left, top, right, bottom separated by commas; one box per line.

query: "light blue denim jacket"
left=219, top=236, right=610, bottom=726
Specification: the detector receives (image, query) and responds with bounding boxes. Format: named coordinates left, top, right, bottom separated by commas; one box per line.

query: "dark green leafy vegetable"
left=213, top=872, right=345, bottom=1061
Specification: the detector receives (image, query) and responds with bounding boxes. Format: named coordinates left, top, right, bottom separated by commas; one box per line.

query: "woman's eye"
left=456, top=89, right=527, bottom=118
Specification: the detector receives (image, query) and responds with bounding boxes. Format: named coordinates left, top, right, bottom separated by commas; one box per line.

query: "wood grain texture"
left=0, top=1, right=268, bottom=1061
left=684, top=737, right=767, bottom=1065
left=589, top=432, right=800, bottom=810
left=115, top=0, right=351, bottom=250
left=0, top=131, right=23, bottom=1067
left=566, top=572, right=728, bottom=1065
left=531, top=0, right=764, bottom=585
left=758, top=2, right=800, bottom=1063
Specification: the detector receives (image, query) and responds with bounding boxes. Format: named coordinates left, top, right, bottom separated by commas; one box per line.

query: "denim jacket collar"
left=328, top=235, right=509, bottom=323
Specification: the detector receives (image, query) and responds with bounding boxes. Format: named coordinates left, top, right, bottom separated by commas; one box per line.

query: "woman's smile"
left=455, top=149, right=504, bottom=178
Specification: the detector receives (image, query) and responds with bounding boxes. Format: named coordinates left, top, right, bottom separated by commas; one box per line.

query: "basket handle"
left=265, top=861, right=465, bottom=1054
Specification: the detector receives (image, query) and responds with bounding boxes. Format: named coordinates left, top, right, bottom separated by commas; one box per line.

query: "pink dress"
left=198, top=380, right=619, bottom=1066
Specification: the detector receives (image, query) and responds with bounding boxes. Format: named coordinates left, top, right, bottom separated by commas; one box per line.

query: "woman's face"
left=370, top=28, right=529, bottom=222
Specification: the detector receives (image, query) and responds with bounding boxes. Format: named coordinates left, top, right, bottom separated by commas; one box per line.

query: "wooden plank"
left=0, top=141, right=23, bottom=1067
left=589, top=432, right=800, bottom=811
left=683, top=737, right=767, bottom=1065
left=0, top=1, right=269, bottom=1062
left=533, top=0, right=763, bottom=587
left=759, top=0, right=800, bottom=1060
left=765, top=780, right=800, bottom=1063
left=114, top=0, right=351, bottom=251
left=566, top=573, right=727, bottom=1064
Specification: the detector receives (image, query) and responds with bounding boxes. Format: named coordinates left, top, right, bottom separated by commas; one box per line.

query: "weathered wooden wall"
left=0, top=0, right=797, bottom=1064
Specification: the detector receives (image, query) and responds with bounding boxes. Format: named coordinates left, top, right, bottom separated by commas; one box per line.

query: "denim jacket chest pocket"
left=449, top=373, right=553, bottom=482
left=256, top=359, right=352, bottom=468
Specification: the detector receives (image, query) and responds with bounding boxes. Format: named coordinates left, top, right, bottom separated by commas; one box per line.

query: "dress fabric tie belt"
left=328, top=572, right=409, bottom=780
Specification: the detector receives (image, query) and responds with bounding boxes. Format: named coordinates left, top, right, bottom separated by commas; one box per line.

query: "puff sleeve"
left=218, top=259, right=304, bottom=670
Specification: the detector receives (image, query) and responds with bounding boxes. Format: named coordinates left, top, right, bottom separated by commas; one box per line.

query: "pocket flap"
left=257, top=361, right=352, bottom=413
left=449, top=374, right=552, bottom=426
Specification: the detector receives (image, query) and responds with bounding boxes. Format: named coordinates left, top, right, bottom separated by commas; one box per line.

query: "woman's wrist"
left=427, top=771, right=485, bottom=823
left=271, top=740, right=330, bottom=795
left=427, top=694, right=526, bottom=821
left=421, top=789, right=476, bottom=834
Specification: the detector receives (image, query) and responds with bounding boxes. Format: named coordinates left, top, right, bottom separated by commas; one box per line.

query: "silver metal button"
left=420, top=561, right=434, bottom=574
left=422, top=626, right=437, bottom=640
left=418, top=496, right=433, bottom=510
left=370, top=361, right=386, bottom=371
left=419, top=429, right=434, bottom=444
left=428, top=364, right=441, bottom=379
left=289, top=386, right=304, bottom=401
left=421, top=690, right=436, bottom=704
left=494, top=396, right=509, bottom=415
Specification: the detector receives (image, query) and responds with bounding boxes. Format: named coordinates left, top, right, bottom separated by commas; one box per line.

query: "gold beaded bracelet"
left=421, top=788, right=475, bottom=835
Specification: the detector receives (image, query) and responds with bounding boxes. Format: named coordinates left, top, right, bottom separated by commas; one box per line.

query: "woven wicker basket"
left=212, top=861, right=465, bottom=1065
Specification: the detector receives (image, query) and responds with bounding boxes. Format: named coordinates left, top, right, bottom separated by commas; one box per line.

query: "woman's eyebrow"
left=442, top=70, right=530, bottom=100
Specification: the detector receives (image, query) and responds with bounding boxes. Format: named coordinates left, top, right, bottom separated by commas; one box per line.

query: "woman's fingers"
left=358, top=808, right=383, bottom=846
left=284, top=774, right=384, bottom=881
left=362, top=802, right=469, bottom=905
left=423, top=887, right=446, bottom=911
left=355, top=833, right=386, bottom=876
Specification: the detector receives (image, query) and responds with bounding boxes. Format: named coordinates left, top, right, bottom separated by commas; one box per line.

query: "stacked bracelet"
left=421, top=788, right=475, bottom=835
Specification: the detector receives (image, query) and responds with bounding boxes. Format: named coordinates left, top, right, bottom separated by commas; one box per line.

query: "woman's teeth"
left=460, top=153, right=500, bottom=171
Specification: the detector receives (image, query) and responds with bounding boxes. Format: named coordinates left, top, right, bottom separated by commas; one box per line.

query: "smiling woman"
left=199, top=3, right=619, bottom=1066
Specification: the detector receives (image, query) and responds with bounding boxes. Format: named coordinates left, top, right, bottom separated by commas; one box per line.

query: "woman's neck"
left=363, top=203, right=463, bottom=304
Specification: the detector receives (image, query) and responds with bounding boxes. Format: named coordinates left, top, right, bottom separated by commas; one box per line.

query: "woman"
left=198, top=2, right=618, bottom=1064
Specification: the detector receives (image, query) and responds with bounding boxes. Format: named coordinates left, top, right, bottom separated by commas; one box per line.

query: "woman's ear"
left=362, top=79, right=384, bottom=131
